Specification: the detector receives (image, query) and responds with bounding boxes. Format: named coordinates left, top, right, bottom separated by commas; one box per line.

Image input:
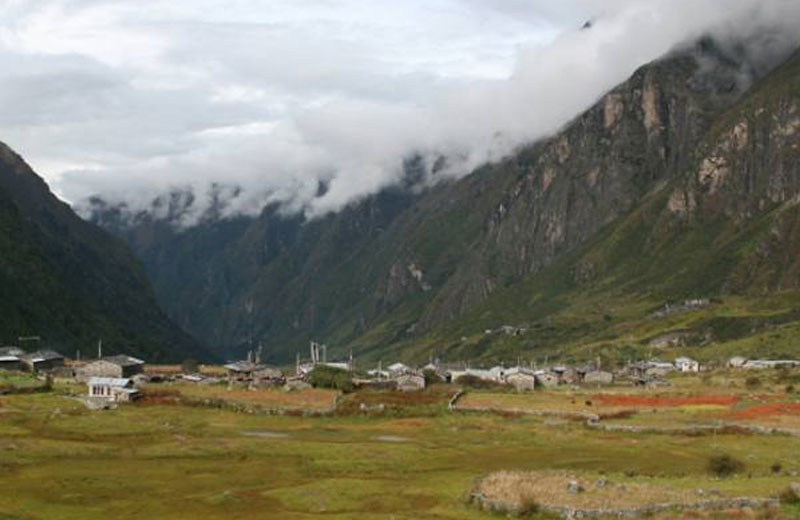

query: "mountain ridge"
left=0, top=143, right=213, bottom=362
left=88, top=37, right=800, bottom=365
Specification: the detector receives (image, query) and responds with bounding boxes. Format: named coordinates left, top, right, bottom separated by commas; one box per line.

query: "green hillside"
left=376, top=48, right=800, bottom=365
left=92, top=40, right=800, bottom=366
left=0, top=143, right=211, bottom=362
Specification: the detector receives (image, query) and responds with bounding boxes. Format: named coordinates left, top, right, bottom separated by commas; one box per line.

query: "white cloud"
left=0, top=0, right=798, bottom=225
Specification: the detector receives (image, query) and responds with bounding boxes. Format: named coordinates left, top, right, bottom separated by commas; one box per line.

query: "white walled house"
left=675, top=357, right=700, bottom=373
left=87, top=377, right=140, bottom=403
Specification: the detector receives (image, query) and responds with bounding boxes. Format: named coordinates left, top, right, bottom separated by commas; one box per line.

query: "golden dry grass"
left=145, top=364, right=227, bottom=377
left=476, top=471, right=745, bottom=511
left=156, top=382, right=338, bottom=411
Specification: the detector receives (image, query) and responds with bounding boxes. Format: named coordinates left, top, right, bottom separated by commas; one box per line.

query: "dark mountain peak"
left=0, top=141, right=211, bottom=361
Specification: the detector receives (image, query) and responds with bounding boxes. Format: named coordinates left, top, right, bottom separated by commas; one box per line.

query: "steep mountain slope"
left=0, top=143, right=209, bottom=361
left=91, top=37, right=800, bottom=364
left=412, top=47, right=800, bottom=365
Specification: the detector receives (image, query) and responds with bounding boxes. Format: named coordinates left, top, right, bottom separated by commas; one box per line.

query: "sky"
left=0, top=0, right=799, bottom=224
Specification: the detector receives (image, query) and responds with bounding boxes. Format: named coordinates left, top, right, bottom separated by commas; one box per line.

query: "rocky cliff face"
left=416, top=40, right=755, bottom=328
left=90, top=38, right=800, bottom=362
left=0, top=143, right=207, bottom=361
left=666, top=48, right=800, bottom=292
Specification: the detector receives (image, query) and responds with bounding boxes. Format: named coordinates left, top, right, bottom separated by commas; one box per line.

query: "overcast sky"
left=1, top=0, right=798, bottom=224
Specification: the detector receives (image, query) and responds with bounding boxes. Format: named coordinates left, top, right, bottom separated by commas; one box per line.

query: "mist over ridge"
left=2, top=1, right=799, bottom=226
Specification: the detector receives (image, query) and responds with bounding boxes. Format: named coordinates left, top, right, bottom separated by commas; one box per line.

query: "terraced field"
left=0, top=373, right=799, bottom=519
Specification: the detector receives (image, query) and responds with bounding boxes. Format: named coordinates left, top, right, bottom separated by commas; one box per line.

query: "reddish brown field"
left=730, top=403, right=800, bottom=420
left=594, top=394, right=740, bottom=408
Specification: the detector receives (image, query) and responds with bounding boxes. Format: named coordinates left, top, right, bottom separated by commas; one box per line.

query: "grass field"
left=0, top=377, right=799, bottom=519
left=157, top=382, right=339, bottom=412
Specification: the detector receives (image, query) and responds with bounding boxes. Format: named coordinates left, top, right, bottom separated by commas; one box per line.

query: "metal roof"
left=24, top=350, right=64, bottom=361
left=88, top=377, right=133, bottom=387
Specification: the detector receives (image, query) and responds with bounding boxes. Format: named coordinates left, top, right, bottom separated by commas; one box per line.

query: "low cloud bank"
left=1, top=1, right=799, bottom=226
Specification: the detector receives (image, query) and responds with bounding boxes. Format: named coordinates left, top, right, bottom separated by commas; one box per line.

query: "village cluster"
left=3, top=342, right=800, bottom=405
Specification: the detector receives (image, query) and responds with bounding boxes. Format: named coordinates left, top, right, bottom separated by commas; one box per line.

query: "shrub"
left=707, top=454, right=745, bottom=477
left=307, top=365, right=354, bottom=393
left=771, top=462, right=783, bottom=475
left=745, top=376, right=762, bottom=390
left=422, top=369, right=442, bottom=386
left=779, top=485, right=800, bottom=505
left=787, top=384, right=796, bottom=394
left=517, top=494, right=540, bottom=517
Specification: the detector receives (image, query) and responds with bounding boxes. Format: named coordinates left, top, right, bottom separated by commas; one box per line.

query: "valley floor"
left=1, top=374, right=800, bottom=519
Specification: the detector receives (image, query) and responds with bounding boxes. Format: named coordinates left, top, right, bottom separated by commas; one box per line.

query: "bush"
left=779, top=485, right=800, bottom=505
left=745, top=376, right=762, bottom=390
left=422, top=369, right=442, bottom=386
left=707, top=454, right=745, bottom=477
left=307, top=365, right=354, bottom=393
left=771, top=462, right=783, bottom=475
left=517, top=494, right=540, bottom=517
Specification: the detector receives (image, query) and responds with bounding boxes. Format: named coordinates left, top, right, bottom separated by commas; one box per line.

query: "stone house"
left=366, top=368, right=390, bottom=379
left=224, top=360, right=259, bottom=382
left=505, top=370, right=536, bottom=392
left=387, top=362, right=411, bottom=376
left=393, top=373, right=425, bottom=392
left=0, top=355, right=21, bottom=371
left=0, top=347, right=23, bottom=371
left=79, top=355, right=145, bottom=380
left=87, top=377, right=140, bottom=402
left=645, top=360, right=675, bottom=378
left=583, top=370, right=614, bottom=385
left=225, top=361, right=284, bottom=386
left=534, top=372, right=559, bottom=388
left=21, top=350, right=64, bottom=372
left=250, top=366, right=285, bottom=387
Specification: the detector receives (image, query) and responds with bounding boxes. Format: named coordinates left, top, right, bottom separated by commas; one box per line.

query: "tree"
left=422, top=369, right=442, bottom=386
left=707, top=454, right=745, bottom=477
left=307, top=365, right=353, bottom=392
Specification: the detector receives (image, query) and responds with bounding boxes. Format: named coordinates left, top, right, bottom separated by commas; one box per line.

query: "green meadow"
left=1, top=376, right=800, bottom=519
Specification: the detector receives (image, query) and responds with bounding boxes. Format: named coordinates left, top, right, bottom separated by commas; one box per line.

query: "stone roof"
left=224, top=361, right=259, bottom=372
left=101, top=355, right=145, bottom=367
